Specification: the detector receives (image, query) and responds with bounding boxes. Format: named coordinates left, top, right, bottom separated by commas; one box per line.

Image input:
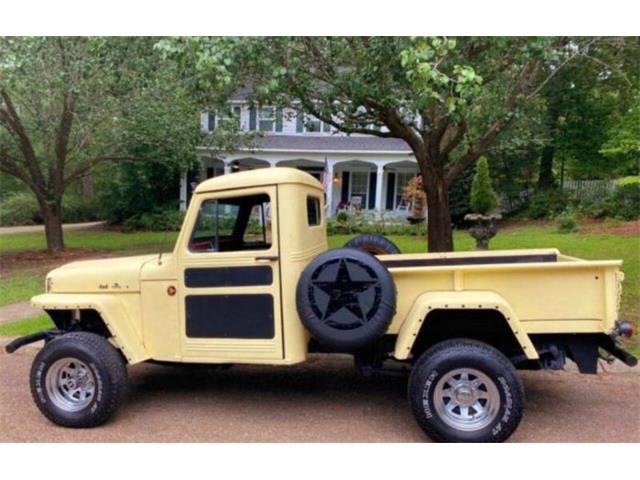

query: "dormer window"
left=296, top=112, right=332, bottom=133
left=259, top=107, right=276, bottom=132
left=218, top=106, right=242, bottom=129
left=306, top=115, right=331, bottom=133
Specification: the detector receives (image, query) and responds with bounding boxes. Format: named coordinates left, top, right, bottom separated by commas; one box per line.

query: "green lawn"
left=0, top=274, right=43, bottom=306
left=1, top=226, right=638, bottom=350
left=0, top=314, right=53, bottom=337
left=0, top=230, right=179, bottom=254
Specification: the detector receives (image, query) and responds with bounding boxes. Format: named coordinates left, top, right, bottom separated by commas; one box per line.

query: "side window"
left=307, top=196, right=321, bottom=226
left=189, top=193, right=272, bottom=252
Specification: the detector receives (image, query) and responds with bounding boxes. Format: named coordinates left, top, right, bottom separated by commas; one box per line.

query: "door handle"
left=255, top=256, right=279, bottom=263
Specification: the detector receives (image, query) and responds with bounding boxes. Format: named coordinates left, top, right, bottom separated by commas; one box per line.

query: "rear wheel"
left=408, top=339, right=524, bottom=442
left=30, top=332, right=128, bottom=428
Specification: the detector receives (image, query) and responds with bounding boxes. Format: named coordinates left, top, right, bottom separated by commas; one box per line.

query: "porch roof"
left=225, top=134, right=412, bottom=153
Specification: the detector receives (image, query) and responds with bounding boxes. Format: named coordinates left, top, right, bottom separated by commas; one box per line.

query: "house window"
left=395, top=171, right=417, bottom=209
left=259, top=107, right=276, bottom=132
left=306, top=196, right=321, bottom=226
left=217, top=106, right=242, bottom=129
left=189, top=193, right=272, bottom=252
left=350, top=171, right=369, bottom=209
left=304, top=115, right=332, bottom=133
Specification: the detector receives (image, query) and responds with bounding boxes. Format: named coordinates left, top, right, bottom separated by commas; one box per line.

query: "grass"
left=0, top=274, right=43, bottom=306
left=0, top=314, right=53, bottom=337
left=0, top=230, right=179, bottom=254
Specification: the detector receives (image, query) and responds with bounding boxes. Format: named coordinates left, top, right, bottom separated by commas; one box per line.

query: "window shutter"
left=368, top=171, right=377, bottom=210
left=249, top=107, right=257, bottom=130
left=296, top=111, right=304, bottom=133
left=340, top=172, right=350, bottom=203
left=275, top=108, right=283, bottom=132
left=386, top=172, right=395, bottom=210
left=208, top=113, right=216, bottom=132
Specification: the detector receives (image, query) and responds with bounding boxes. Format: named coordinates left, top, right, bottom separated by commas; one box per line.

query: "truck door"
left=178, top=185, right=283, bottom=362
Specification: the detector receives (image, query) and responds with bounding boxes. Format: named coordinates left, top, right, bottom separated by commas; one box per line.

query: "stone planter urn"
left=464, top=213, right=502, bottom=250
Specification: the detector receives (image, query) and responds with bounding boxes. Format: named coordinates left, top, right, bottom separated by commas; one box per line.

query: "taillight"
left=615, top=321, right=635, bottom=338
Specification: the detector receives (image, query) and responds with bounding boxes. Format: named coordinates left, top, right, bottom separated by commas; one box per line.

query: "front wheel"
left=30, top=332, right=128, bottom=428
left=408, top=339, right=524, bottom=442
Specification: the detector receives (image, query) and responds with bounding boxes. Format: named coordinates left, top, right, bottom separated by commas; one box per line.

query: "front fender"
left=393, top=291, right=538, bottom=361
left=31, top=293, right=149, bottom=364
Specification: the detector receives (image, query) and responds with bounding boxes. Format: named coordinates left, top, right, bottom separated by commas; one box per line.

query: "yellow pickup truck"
left=8, top=168, right=636, bottom=442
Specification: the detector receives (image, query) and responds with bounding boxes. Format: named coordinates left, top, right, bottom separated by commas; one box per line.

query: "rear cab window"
left=307, top=196, right=321, bottom=226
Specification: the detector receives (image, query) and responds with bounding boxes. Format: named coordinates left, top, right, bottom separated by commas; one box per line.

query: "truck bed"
left=379, top=248, right=623, bottom=336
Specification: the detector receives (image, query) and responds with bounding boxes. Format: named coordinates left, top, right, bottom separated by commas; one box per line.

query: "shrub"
left=62, top=194, right=100, bottom=223
left=122, top=209, right=185, bottom=231
left=617, top=176, right=640, bottom=186
left=556, top=210, right=580, bottom=233
left=0, top=191, right=40, bottom=226
left=527, top=189, right=569, bottom=219
left=606, top=182, right=640, bottom=220
left=469, top=157, right=498, bottom=215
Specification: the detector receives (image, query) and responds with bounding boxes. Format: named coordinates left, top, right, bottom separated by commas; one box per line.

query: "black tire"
left=408, top=339, right=524, bottom=443
left=344, top=234, right=401, bottom=255
left=296, top=248, right=396, bottom=351
left=30, top=332, right=128, bottom=428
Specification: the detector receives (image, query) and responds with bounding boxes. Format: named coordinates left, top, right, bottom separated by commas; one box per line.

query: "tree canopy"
left=166, top=36, right=636, bottom=251
left=0, top=37, right=203, bottom=251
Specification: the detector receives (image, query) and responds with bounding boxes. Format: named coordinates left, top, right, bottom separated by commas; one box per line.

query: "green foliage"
left=607, top=182, right=640, bottom=220
left=448, top=166, right=475, bottom=226
left=469, top=157, right=498, bottom=214
left=600, top=97, right=640, bottom=173
left=556, top=210, right=580, bottom=233
left=326, top=212, right=425, bottom=236
left=617, top=176, right=640, bottom=186
left=0, top=191, right=98, bottom=226
left=122, top=209, right=185, bottom=232
left=0, top=191, right=38, bottom=226
left=527, top=189, right=570, bottom=219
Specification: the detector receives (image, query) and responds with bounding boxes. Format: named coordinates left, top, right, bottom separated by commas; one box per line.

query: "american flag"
left=321, top=156, right=329, bottom=191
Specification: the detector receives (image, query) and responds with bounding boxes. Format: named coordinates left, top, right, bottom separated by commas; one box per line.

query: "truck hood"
left=46, top=254, right=158, bottom=294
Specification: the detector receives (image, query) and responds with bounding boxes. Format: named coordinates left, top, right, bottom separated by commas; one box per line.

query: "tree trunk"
left=39, top=199, right=65, bottom=253
left=423, top=176, right=454, bottom=252
left=537, top=144, right=555, bottom=189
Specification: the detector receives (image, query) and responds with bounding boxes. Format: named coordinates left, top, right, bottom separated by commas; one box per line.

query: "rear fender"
left=393, top=291, right=538, bottom=360
left=31, top=293, right=149, bottom=364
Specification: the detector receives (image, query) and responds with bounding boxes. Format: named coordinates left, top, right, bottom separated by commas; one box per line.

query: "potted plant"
left=465, top=157, right=501, bottom=250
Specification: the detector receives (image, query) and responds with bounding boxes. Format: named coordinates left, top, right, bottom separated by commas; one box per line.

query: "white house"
left=186, top=94, right=419, bottom=217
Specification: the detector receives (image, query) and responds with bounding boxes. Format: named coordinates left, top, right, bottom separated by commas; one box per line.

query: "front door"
left=178, top=185, right=283, bottom=362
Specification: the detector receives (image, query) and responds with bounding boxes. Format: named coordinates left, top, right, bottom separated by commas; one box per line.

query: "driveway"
left=1, top=343, right=638, bottom=442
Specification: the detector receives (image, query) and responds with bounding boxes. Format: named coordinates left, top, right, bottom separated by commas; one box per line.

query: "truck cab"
left=139, top=168, right=326, bottom=365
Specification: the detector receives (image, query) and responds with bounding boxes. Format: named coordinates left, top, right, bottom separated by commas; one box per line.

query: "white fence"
left=562, top=180, right=616, bottom=200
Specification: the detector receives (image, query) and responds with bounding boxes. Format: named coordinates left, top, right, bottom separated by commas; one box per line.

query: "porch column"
left=223, top=159, right=232, bottom=175
left=374, top=164, right=385, bottom=211
left=325, top=160, right=335, bottom=217
left=179, top=170, right=188, bottom=212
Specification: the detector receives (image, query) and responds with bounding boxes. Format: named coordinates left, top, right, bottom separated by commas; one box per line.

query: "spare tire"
left=296, top=248, right=396, bottom=352
left=344, top=234, right=401, bottom=255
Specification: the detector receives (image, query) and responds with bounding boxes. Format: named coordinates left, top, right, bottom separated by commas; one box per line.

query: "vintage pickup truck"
left=8, top=168, right=636, bottom=442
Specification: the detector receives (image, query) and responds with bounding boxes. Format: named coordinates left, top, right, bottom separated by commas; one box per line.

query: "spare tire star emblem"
left=311, top=258, right=377, bottom=324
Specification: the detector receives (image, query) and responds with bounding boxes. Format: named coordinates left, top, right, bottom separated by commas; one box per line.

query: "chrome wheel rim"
left=433, top=368, right=500, bottom=432
left=45, top=358, right=96, bottom=412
